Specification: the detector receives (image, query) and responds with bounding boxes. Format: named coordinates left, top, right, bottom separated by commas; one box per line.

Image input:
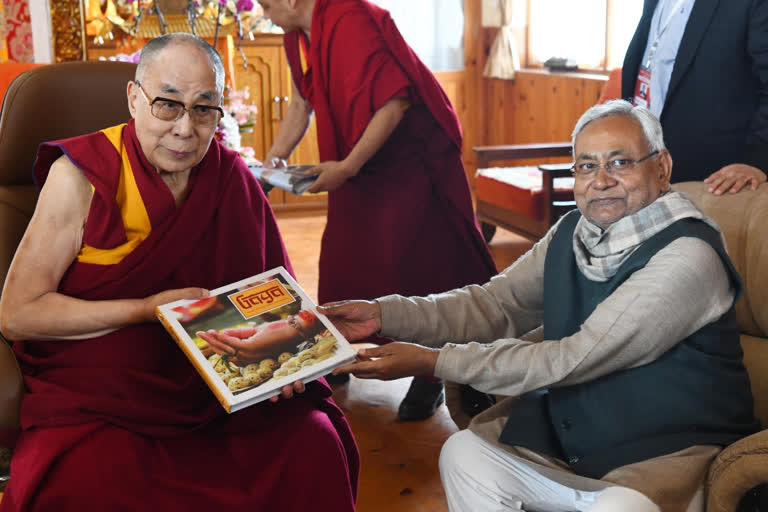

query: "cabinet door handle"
left=274, top=96, right=282, bottom=120
left=281, top=96, right=290, bottom=121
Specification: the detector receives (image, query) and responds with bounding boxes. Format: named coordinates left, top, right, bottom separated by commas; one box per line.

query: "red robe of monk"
left=284, top=0, right=496, bottom=311
left=0, top=121, right=359, bottom=511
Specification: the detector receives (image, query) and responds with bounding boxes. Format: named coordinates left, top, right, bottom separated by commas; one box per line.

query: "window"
left=528, top=0, right=643, bottom=71
left=369, top=0, right=465, bottom=71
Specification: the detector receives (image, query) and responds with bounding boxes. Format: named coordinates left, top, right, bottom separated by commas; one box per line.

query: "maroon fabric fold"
left=284, top=0, right=462, bottom=161
left=2, top=122, right=359, bottom=511
left=283, top=0, right=496, bottom=321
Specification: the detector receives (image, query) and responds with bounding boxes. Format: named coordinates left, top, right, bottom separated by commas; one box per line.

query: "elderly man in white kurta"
left=320, top=99, right=759, bottom=512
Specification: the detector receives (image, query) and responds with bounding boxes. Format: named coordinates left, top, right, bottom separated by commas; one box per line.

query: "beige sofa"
left=672, top=182, right=768, bottom=512
left=456, top=181, right=767, bottom=511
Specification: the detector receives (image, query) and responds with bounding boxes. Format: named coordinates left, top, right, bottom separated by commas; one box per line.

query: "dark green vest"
left=498, top=210, right=760, bottom=478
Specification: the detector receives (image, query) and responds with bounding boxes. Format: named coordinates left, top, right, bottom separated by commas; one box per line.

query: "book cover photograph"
left=248, top=164, right=319, bottom=195
left=156, top=267, right=356, bottom=413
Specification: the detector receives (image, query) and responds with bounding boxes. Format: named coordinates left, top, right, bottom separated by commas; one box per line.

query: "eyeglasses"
left=135, top=81, right=223, bottom=127
left=571, top=150, right=659, bottom=178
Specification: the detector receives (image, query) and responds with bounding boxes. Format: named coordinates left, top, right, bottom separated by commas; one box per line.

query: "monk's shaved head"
left=136, top=33, right=224, bottom=94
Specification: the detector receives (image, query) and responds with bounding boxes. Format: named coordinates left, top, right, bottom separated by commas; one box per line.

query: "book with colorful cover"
left=248, top=164, right=318, bottom=195
left=156, top=266, right=356, bottom=413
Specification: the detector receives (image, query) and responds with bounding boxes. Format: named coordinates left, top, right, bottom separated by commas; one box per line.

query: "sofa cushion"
left=672, top=182, right=768, bottom=338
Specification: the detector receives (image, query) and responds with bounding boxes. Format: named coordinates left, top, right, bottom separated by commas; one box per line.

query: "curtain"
left=0, top=1, right=8, bottom=61
left=370, top=0, right=464, bottom=71
left=1, top=0, right=32, bottom=62
left=483, top=0, right=520, bottom=79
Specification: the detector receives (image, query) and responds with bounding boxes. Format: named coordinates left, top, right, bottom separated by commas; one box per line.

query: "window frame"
left=524, top=0, right=640, bottom=73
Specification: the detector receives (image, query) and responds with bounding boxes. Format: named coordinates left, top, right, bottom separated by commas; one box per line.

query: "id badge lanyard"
left=633, top=0, right=686, bottom=109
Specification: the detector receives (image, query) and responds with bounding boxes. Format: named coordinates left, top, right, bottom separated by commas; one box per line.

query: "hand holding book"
left=303, top=160, right=358, bottom=193
left=318, top=301, right=439, bottom=381
left=316, top=301, right=382, bottom=341
left=248, top=163, right=318, bottom=195
left=156, top=267, right=356, bottom=412
left=334, top=342, right=441, bottom=381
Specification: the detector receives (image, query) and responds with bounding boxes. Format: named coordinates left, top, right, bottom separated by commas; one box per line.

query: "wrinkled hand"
left=317, top=300, right=381, bottom=341
left=306, top=161, right=357, bottom=193
left=268, top=380, right=306, bottom=403
left=197, top=324, right=297, bottom=367
left=146, top=288, right=209, bottom=322
left=333, top=342, right=440, bottom=381
left=703, top=164, right=766, bottom=195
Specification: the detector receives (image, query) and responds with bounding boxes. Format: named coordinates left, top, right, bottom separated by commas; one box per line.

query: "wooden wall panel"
left=489, top=71, right=605, bottom=146
left=463, top=0, right=489, bottom=170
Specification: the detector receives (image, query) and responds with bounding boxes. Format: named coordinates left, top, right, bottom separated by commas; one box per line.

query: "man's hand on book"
left=305, top=161, right=357, bottom=193
left=332, top=342, right=439, bottom=381
left=317, top=300, right=381, bottom=341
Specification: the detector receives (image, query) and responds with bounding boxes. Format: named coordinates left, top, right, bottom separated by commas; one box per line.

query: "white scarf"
left=573, top=191, right=721, bottom=282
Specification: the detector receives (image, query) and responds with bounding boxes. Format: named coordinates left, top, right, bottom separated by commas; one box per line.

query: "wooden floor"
left=276, top=211, right=533, bottom=511
left=0, top=214, right=533, bottom=509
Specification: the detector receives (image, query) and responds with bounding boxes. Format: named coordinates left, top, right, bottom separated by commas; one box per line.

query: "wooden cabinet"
left=228, top=36, right=326, bottom=212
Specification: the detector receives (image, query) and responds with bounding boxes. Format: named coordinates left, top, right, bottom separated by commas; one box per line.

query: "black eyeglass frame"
left=570, top=150, right=660, bottom=178
left=135, top=81, right=224, bottom=125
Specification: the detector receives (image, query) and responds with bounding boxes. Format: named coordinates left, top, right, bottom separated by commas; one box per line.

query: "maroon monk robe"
left=284, top=0, right=496, bottom=316
left=0, top=121, right=358, bottom=511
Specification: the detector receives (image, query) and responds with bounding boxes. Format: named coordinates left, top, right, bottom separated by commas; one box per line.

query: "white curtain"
left=28, top=0, right=53, bottom=63
left=370, top=0, right=464, bottom=71
left=483, top=0, right=520, bottom=79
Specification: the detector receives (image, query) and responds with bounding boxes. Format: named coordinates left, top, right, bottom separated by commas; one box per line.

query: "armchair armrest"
left=473, top=142, right=572, bottom=168
left=0, top=333, right=20, bottom=492
left=706, top=429, right=768, bottom=512
left=0, top=333, right=21, bottom=432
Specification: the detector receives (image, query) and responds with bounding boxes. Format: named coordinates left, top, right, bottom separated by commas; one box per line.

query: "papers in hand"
left=248, top=164, right=318, bottom=195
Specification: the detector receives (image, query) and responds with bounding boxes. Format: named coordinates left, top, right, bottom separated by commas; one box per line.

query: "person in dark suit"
left=622, top=0, right=768, bottom=195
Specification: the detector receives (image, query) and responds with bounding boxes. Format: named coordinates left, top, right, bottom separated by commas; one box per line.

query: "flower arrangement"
left=215, top=85, right=258, bottom=162
left=224, top=86, right=259, bottom=132
left=215, top=111, right=242, bottom=151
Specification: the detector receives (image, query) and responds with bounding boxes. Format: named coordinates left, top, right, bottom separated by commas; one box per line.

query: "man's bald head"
left=136, top=33, right=225, bottom=94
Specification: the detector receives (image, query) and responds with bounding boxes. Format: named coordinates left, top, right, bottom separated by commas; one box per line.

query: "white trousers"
left=439, top=430, right=663, bottom=512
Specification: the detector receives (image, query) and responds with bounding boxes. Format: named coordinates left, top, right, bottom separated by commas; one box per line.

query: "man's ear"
left=127, top=81, right=138, bottom=119
left=657, top=149, right=673, bottom=190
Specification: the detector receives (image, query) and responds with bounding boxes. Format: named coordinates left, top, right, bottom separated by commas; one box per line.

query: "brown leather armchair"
left=0, top=61, right=137, bottom=493
left=671, top=182, right=768, bottom=512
